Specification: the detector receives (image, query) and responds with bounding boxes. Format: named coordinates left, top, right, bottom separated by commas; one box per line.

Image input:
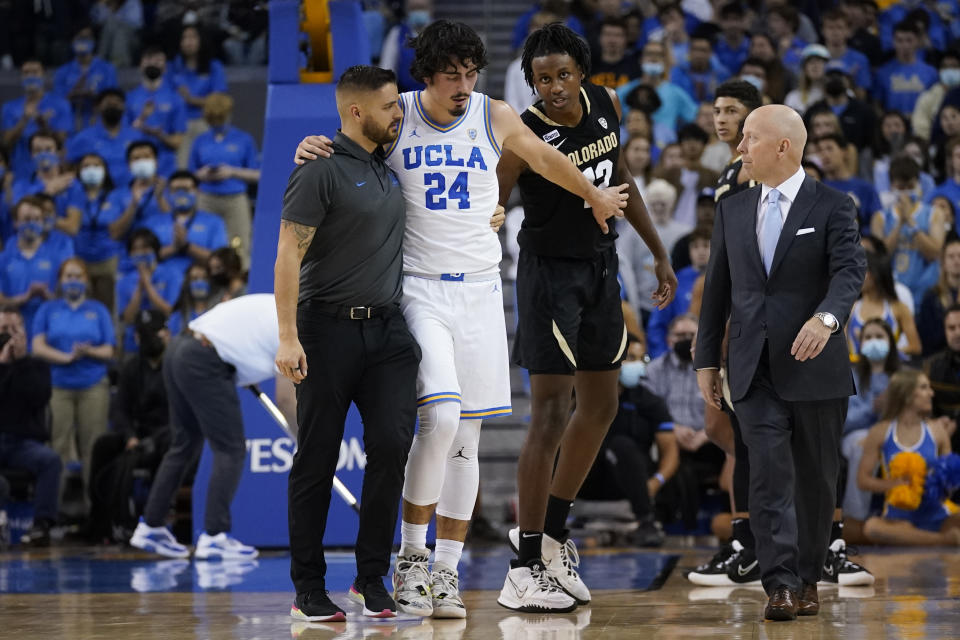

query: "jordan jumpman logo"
left=452, top=447, right=469, bottom=460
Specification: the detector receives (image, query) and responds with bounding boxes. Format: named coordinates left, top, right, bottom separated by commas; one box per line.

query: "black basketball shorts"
left=512, top=247, right=627, bottom=375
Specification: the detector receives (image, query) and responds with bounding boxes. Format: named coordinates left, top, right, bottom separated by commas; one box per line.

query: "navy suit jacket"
left=693, top=175, right=866, bottom=402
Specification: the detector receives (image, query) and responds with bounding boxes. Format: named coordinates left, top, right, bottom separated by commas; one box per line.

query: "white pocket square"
left=796, top=227, right=815, bottom=236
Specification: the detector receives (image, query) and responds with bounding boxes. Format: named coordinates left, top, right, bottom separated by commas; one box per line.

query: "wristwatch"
left=814, top=312, right=839, bottom=332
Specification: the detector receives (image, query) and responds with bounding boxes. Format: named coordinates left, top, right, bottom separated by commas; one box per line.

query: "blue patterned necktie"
left=761, top=188, right=782, bottom=275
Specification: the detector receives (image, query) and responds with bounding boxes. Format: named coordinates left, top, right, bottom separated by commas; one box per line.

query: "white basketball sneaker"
left=392, top=548, right=434, bottom=616
left=129, top=517, right=190, bottom=559
left=497, top=559, right=578, bottom=613
left=430, top=561, right=467, bottom=618
left=194, top=532, right=259, bottom=560
left=508, top=527, right=591, bottom=604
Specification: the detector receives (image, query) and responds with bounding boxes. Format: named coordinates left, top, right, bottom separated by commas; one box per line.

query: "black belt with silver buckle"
left=304, top=300, right=392, bottom=320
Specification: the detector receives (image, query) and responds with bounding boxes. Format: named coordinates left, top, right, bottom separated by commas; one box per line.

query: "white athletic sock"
left=433, top=538, right=464, bottom=570
left=401, top=521, right=428, bottom=554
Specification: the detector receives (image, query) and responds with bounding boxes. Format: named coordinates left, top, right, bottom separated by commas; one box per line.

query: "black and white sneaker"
left=349, top=576, right=397, bottom=618
left=497, top=559, right=578, bottom=613
left=820, top=539, right=875, bottom=586
left=290, top=590, right=347, bottom=622
left=687, top=540, right=761, bottom=586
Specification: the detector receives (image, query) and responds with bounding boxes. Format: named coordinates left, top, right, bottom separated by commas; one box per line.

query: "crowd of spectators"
left=498, top=0, right=960, bottom=545
left=0, top=7, right=260, bottom=546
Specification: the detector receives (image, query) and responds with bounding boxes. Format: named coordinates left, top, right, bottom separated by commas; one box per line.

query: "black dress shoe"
left=764, top=585, right=798, bottom=621
left=797, top=582, right=819, bottom=616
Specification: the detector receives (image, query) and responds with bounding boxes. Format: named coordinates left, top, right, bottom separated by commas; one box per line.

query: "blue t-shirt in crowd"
left=824, top=177, right=883, bottom=231
left=65, top=122, right=145, bottom=187
left=166, top=307, right=201, bottom=337
left=112, top=184, right=166, bottom=273
left=873, top=60, right=938, bottom=114
left=880, top=5, right=947, bottom=53
left=714, top=36, right=750, bottom=79
left=52, top=57, right=118, bottom=126
left=12, top=174, right=84, bottom=220
left=116, top=263, right=183, bottom=352
left=617, top=79, right=698, bottom=134
left=188, top=125, right=260, bottom=196
left=881, top=204, right=939, bottom=303
left=67, top=186, right=124, bottom=263
left=168, top=56, right=228, bottom=121
left=830, top=49, right=872, bottom=91
left=125, top=82, right=187, bottom=178
left=32, top=297, right=114, bottom=389
left=925, top=179, right=960, bottom=226
left=140, top=210, right=227, bottom=279
left=674, top=62, right=730, bottom=103
left=0, top=237, right=75, bottom=338
left=645, top=264, right=702, bottom=359
left=1, top=92, right=74, bottom=181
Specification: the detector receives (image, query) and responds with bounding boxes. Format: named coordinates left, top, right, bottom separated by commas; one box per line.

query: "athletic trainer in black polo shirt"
left=275, top=66, right=418, bottom=622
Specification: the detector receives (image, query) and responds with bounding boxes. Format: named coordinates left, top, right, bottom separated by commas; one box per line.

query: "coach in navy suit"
left=693, top=105, right=866, bottom=621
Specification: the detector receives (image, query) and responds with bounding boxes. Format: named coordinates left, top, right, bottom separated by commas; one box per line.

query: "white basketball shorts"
left=400, top=273, right=512, bottom=419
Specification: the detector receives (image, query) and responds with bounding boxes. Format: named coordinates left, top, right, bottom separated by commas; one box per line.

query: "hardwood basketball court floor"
left=1, top=544, right=957, bottom=639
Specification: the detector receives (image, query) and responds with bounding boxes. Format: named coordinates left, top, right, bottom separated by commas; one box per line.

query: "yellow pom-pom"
left=886, top=451, right=927, bottom=511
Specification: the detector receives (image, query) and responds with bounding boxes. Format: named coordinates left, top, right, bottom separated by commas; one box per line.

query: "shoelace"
left=432, top=569, right=461, bottom=600
left=557, top=539, right=581, bottom=578
left=530, top=564, right=563, bottom=593
left=398, top=556, right=432, bottom=589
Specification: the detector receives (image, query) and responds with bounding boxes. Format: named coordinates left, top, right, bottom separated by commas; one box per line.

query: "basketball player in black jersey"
left=495, top=23, right=677, bottom=612
left=689, top=80, right=873, bottom=589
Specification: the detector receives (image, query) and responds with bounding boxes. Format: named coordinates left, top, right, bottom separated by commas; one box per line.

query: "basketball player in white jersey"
left=295, top=20, right=626, bottom=616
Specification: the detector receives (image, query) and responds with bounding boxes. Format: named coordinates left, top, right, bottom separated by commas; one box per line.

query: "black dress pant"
left=289, top=304, right=419, bottom=594
left=733, top=346, right=845, bottom=595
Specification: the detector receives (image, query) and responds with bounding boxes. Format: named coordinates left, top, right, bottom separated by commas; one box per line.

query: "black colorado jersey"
left=516, top=82, right=621, bottom=258
left=714, top=155, right=757, bottom=203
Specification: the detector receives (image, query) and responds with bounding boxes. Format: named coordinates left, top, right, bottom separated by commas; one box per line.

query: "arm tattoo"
left=281, top=220, right=317, bottom=256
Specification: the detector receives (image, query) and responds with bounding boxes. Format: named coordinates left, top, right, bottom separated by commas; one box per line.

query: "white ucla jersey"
left=384, top=91, right=502, bottom=274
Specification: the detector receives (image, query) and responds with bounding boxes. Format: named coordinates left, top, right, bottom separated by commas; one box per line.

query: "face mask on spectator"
left=140, top=333, right=166, bottom=359
left=131, top=253, right=156, bottom=269
left=673, top=338, right=693, bottom=363
left=825, top=77, right=847, bottom=96
left=170, top=190, right=196, bottom=212
left=33, top=151, right=59, bottom=171
left=210, top=270, right=230, bottom=287
left=619, top=360, right=647, bottom=387
left=22, top=76, right=43, bottom=92
left=860, top=338, right=890, bottom=362
left=73, top=38, right=95, bottom=56
left=741, top=74, right=764, bottom=92
left=101, top=105, right=124, bottom=127
left=642, top=62, right=665, bottom=77
left=941, top=68, right=960, bottom=88
left=407, top=9, right=431, bottom=29
left=62, top=281, right=86, bottom=301
left=190, top=279, right=210, bottom=299
left=143, top=65, right=163, bottom=81
left=17, top=221, right=43, bottom=241
left=130, top=158, right=157, bottom=180
left=80, top=165, right=105, bottom=187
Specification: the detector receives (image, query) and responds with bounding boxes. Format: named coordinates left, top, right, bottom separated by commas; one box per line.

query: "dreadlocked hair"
left=408, top=20, right=488, bottom=83
left=521, top=22, right=591, bottom=89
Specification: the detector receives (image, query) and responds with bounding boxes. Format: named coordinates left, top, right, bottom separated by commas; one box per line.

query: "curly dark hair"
left=408, top=20, right=488, bottom=84
left=521, top=22, right=591, bottom=89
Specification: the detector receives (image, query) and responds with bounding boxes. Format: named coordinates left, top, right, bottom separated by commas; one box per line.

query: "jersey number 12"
left=425, top=172, right=470, bottom=210
left=582, top=159, right=614, bottom=209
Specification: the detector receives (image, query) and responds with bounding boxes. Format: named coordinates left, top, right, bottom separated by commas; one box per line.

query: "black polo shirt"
left=281, top=132, right=405, bottom=307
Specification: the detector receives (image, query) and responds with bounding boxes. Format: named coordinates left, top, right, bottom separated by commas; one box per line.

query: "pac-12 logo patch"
left=598, top=117, right=608, bottom=129
left=543, top=129, right=560, bottom=142
left=468, top=128, right=477, bottom=140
